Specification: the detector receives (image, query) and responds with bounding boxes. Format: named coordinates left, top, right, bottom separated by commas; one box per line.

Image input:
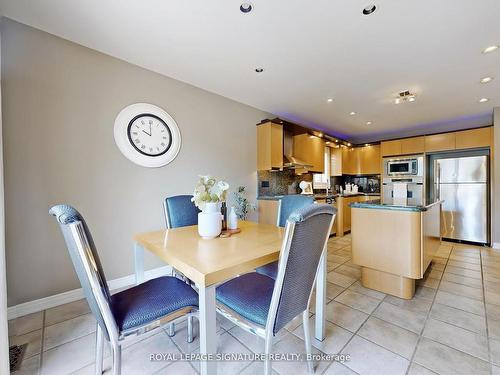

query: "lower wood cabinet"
left=257, top=199, right=279, bottom=225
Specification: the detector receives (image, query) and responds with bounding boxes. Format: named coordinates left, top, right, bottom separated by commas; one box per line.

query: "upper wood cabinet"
left=455, top=127, right=491, bottom=150
left=293, top=134, right=325, bottom=173
left=257, top=122, right=283, bottom=170
left=381, top=140, right=402, bottom=157
left=330, top=147, right=343, bottom=176
left=341, top=145, right=381, bottom=175
left=401, top=136, right=425, bottom=155
left=424, top=133, right=456, bottom=152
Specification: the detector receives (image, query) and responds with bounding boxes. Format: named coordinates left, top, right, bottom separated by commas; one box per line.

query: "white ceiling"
left=1, top=0, right=499, bottom=142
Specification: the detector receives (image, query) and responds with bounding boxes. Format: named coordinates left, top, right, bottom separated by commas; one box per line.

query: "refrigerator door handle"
left=434, top=161, right=441, bottom=200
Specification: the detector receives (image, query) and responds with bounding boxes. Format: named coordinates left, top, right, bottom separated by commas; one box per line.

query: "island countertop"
left=349, top=199, right=443, bottom=212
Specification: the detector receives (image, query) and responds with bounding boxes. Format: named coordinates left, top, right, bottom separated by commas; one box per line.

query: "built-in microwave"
left=384, top=155, right=424, bottom=177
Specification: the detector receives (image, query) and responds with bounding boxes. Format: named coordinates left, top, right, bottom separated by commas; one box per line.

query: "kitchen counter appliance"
left=383, top=155, right=424, bottom=205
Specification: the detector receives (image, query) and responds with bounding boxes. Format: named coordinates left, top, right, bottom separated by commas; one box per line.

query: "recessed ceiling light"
left=366, top=121, right=372, bottom=125
left=365, top=144, right=370, bottom=147
left=325, top=141, right=331, bottom=145
left=482, top=45, right=498, bottom=54
left=480, top=76, right=494, bottom=84
left=240, top=3, right=253, bottom=13
left=362, top=4, right=377, bottom=15
left=327, top=98, right=333, bottom=103
left=255, top=68, right=264, bottom=73
left=479, top=98, right=489, bottom=103
left=335, top=139, right=338, bottom=142
left=349, top=111, right=356, bottom=115
left=347, top=143, right=352, bottom=146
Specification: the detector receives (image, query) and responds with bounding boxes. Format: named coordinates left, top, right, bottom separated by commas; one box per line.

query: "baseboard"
left=493, top=243, right=500, bottom=250
left=7, top=265, right=172, bottom=320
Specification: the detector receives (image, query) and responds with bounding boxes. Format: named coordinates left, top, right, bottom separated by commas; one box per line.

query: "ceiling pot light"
left=240, top=3, right=253, bottom=13
left=255, top=68, right=264, bottom=73
left=362, top=4, right=377, bottom=15
left=480, top=77, right=494, bottom=84
left=479, top=98, right=489, bottom=103
left=327, top=98, right=333, bottom=102
left=395, top=90, right=417, bottom=104
left=350, top=111, right=356, bottom=115
left=482, top=45, right=498, bottom=54
left=366, top=121, right=372, bottom=125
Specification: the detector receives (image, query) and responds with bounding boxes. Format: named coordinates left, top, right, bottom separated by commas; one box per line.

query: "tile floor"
left=8, top=235, right=500, bottom=374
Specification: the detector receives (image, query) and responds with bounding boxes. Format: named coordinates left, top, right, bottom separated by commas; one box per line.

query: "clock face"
left=127, top=114, right=172, bottom=156
left=114, top=103, right=182, bottom=168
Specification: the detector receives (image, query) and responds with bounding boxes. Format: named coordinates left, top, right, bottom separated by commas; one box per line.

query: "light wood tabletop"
left=134, top=221, right=285, bottom=287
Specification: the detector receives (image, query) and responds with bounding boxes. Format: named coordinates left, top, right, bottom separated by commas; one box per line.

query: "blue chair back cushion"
left=278, top=195, right=314, bottom=227
left=165, top=195, right=201, bottom=228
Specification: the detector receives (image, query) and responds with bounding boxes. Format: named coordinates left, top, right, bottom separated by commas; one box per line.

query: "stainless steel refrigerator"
left=430, top=153, right=489, bottom=244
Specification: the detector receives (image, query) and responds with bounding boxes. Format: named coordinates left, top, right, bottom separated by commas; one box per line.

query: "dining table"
left=133, top=220, right=328, bottom=375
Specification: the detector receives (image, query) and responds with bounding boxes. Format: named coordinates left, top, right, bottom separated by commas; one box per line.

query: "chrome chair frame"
left=162, top=196, right=197, bottom=340
left=66, top=220, right=198, bottom=375
left=217, top=211, right=336, bottom=374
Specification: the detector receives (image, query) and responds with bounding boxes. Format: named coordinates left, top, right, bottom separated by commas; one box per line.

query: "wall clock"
left=114, top=103, right=181, bottom=167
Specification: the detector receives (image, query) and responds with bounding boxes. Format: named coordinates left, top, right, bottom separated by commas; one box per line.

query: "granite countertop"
left=257, top=192, right=381, bottom=201
left=349, top=199, right=443, bottom=212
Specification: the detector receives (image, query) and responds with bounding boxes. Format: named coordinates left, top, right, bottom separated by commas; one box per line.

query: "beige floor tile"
left=269, top=332, right=330, bottom=375
left=44, top=299, right=91, bottom=327
left=485, top=273, right=500, bottom=284
left=334, top=290, right=380, bottom=314
left=493, top=365, right=500, bottom=375
left=9, top=312, right=44, bottom=336
left=14, top=354, right=40, bottom=375
left=430, top=303, right=487, bottom=335
left=238, top=361, right=280, bottom=374
left=41, top=332, right=96, bottom=375
left=427, top=269, right=443, bottom=279
left=327, top=271, right=357, bottom=288
left=407, top=362, right=438, bottom=375
left=323, top=361, right=358, bottom=374
left=227, top=324, right=286, bottom=354
left=413, top=286, right=436, bottom=301
left=485, top=279, right=500, bottom=293
left=292, top=316, right=353, bottom=354
left=422, top=318, right=489, bottom=361
left=434, top=290, right=485, bottom=316
left=335, top=265, right=361, bottom=280
left=325, top=301, right=369, bottom=332
left=169, top=317, right=225, bottom=354
left=43, top=313, right=96, bottom=350
left=486, top=290, right=500, bottom=306
left=153, top=361, right=197, bottom=374
left=383, top=295, right=432, bottom=315
left=373, top=302, right=427, bottom=334
left=491, top=338, right=500, bottom=366
left=329, top=254, right=350, bottom=264
left=488, top=318, right=500, bottom=341
left=449, top=254, right=481, bottom=264
left=414, top=337, right=490, bottom=375
left=441, top=272, right=483, bottom=288
left=429, top=261, right=445, bottom=271
left=447, top=260, right=482, bottom=271
left=484, top=266, right=500, bottom=277
left=357, top=316, right=418, bottom=359
left=438, top=280, right=484, bottom=301
left=9, top=329, right=42, bottom=359
left=341, top=335, right=409, bottom=375
left=445, top=266, right=482, bottom=280
left=348, top=281, right=386, bottom=300
left=417, top=277, right=440, bottom=289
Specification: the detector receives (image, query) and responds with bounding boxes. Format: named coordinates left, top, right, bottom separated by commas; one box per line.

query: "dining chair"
left=256, top=194, right=315, bottom=279
left=162, top=195, right=200, bottom=338
left=49, top=205, right=199, bottom=375
left=216, top=204, right=336, bottom=374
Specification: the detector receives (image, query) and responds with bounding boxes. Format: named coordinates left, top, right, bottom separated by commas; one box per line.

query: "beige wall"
left=494, top=107, right=500, bottom=246
left=1, top=19, right=270, bottom=305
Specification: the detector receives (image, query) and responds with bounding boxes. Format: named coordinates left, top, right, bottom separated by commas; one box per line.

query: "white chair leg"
left=112, top=343, right=121, bottom=375
left=187, top=315, right=194, bottom=343
left=264, top=335, right=273, bottom=375
left=302, top=310, right=315, bottom=374
left=95, top=325, right=104, bottom=375
left=167, top=322, right=175, bottom=337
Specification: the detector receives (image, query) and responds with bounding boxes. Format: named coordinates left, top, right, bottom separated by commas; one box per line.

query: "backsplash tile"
left=257, top=170, right=312, bottom=197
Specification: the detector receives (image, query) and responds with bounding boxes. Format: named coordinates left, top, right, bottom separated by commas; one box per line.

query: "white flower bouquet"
left=191, top=175, right=229, bottom=211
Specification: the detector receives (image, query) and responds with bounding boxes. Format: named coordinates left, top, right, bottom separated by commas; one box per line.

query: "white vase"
left=228, top=206, right=238, bottom=230
left=198, top=202, right=222, bottom=239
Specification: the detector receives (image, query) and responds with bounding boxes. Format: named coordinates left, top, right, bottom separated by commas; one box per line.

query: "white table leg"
left=134, top=242, right=144, bottom=285
left=315, top=249, right=327, bottom=341
left=199, top=285, right=217, bottom=375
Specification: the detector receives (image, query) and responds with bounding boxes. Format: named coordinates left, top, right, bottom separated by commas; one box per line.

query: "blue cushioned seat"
left=255, top=262, right=278, bottom=279
left=216, top=272, right=275, bottom=327
left=111, top=276, right=198, bottom=331
left=164, top=195, right=200, bottom=229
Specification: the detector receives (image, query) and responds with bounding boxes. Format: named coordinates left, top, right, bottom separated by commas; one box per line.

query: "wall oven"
left=383, top=155, right=425, bottom=205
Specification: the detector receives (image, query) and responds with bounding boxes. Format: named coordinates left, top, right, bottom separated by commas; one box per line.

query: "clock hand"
left=142, top=129, right=151, bottom=136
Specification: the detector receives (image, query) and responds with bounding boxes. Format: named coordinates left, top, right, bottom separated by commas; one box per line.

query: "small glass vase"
left=198, top=202, right=222, bottom=239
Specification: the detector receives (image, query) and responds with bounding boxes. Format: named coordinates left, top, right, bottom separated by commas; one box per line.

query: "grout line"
left=480, top=247, right=493, bottom=367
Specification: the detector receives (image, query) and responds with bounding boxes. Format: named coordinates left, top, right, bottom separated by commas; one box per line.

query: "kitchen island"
left=350, top=199, right=442, bottom=299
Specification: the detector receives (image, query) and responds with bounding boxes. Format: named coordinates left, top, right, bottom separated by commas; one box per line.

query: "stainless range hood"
left=283, top=130, right=313, bottom=169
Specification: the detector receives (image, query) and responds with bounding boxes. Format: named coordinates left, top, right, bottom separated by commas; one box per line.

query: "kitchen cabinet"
left=401, top=136, right=425, bottom=155
left=336, top=194, right=379, bottom=236
left=257, top=122, right=283, bottom=170
left=330, top=147, right=343, bottom=176
left=342, top=145, right=381, bottom=175
left=424, top=133, right=456, bottom=152
left=342, top=147, right=358, bottom=175
left=293, top=134, right=325, bottom=173
left=381, top=140, right=402, bottom=157
left=455, top=127, right=491, bottom=150
left=258, top=199, right=279, bottom=225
